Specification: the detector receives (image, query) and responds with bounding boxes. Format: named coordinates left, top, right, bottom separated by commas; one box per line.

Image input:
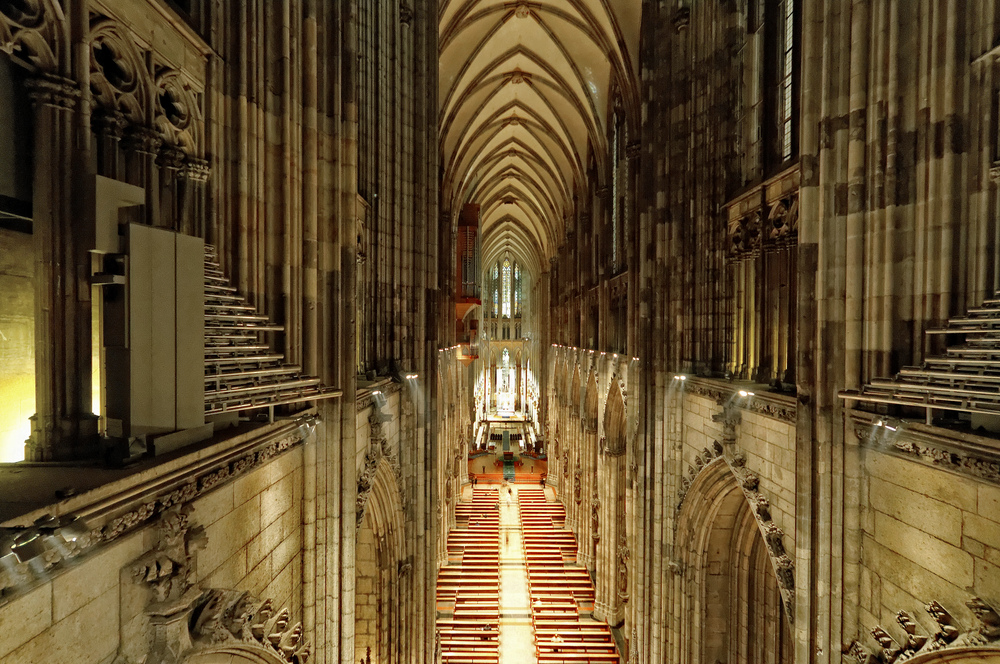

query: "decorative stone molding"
left=687, top=378, right=797, bottom=424
left=92, top=109, right=129, bottom=138
left=122, top=125, right=164, bottom=155
left=852, top=413, right=1000, bottom=486
left=191, top=590, right=311, bottom=663
left=848, top=596, right=1000, bottom=664
left=0, top=1, right=58, bottom=72
left=0, top=421, right=313, bottom=601
left=181, top=157, right=211, bottom=182
left=356, top=411, right=404, bottom=530
left=626, top=141, right=641, bottom=160
left=131, top=505, right=205, bottom=605
left=990, top=161, right=1000, bottom=184
left=25, top=73, right=79, bottom=109
left=675, top=448, right=795, bottom=623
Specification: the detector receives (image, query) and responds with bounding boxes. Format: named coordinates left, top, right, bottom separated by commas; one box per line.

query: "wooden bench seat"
left=535, top=652, right=620, bottom=663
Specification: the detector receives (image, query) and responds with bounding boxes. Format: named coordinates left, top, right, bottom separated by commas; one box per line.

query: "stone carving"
left=895, top=611, right=928, bottom=657
left=688, top=382, right=796, bottom=424
left=870, top=625, right=902, bottom=664
left=131, top=505, right=206, bottom=604
left=25, top=73, right=79, bottom=109
left=846, top=640, right=876, bottom=664
left=90, top=18, right=148, bottom=123
left=190, top=590, right=311, bottom=663
left=574, top=467, right=583, bottom=505
left=399, top=4, right=413, bottom=25
left=924, top=600, right=960, bottom=648
left=591, top=493, right=600, bottom=542
left=966, top=596, right=1000, bottom=644
left=855, top=421, right=1000, bottom=486
left=763, top=522, right=785, bottom=557
left=864, top=597, right=1000, bottom=663
left=616, top=526, right=629, bottom=603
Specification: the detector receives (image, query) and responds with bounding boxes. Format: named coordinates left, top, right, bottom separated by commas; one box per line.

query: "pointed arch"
left=569, top=364, right=581, bottom=412
left=584, top=370, right=598, bottom=432
left=603, top=379, right=626, bottom=455
left=674, top=457, right=793, bottom=664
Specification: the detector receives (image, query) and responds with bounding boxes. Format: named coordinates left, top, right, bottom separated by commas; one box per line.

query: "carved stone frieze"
left=0, top=424, right=310, bottom=599
left=861, top=597, right=1000, bottom=663
left=853, top=415, right=1000, bottom=487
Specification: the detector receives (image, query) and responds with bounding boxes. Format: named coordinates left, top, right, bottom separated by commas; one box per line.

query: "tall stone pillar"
left=24, top=73, right=97, bottom=461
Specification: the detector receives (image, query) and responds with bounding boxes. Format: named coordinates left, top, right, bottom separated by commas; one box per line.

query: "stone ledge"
left=850, top=410, right=1000, bottom=486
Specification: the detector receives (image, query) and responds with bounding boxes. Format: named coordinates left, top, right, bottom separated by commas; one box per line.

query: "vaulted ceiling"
left=439, top=0, right=641, bottom=280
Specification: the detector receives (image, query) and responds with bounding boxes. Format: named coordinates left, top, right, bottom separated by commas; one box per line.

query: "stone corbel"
left=24, top=73, right=80, bottom=109
left=92, top=109, right=129, bottom=139
left=180, top=157, right=210, bottom=183
left=122, top=125, right=164, bottom=156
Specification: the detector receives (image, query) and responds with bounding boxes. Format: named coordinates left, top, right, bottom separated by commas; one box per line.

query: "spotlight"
left=875, top=419, right=884, bottom=427
left=56, top=516, right=90, bottom=543
left=11, top=531, right=46, bottom=563
left=739, top=390, right=755, bottom=397
left=885, top=425, right=897, bottom=432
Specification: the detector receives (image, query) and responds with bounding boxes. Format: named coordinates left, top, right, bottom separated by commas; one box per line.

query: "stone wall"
left=860, top=449, right=1000, bottom=630
left=0, top=446, right=304, bottom=664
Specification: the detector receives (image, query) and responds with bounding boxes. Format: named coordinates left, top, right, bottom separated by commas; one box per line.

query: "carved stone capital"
left=180, top=157, right=211, bottom=182
left=399, top=4, right=413, bottom=25
left=25, top=73, right=80, bottom=109
left=122, top=126, right=164, bottom=155
left=626, top=141, right=641, bottom=160
left=157, top=144, right=187, bottom=170
left=92, top=109, right=129, bottom=139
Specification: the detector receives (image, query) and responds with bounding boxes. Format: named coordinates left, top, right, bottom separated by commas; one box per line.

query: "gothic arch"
left=356, top=458, right=406, bottom=664
left=89, top=17, right=151, bottom=124
left=584, top=370, right=598, bottom=432
left=603, top=378, right=626, bottom=455
left=569, top=364, right=581, bottom=412
left=906, top=648, right=1000, bottom=664
left=184, top=646, right=288, bottom=664
left=674, top=457, right=793, bottom=664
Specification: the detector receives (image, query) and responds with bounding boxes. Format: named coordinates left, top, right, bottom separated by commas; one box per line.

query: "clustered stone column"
left=24, top=73, right=97, bottom=461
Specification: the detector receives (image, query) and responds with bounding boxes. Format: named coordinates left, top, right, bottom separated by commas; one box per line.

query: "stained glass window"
left=502, top=259, right=512, bottom=318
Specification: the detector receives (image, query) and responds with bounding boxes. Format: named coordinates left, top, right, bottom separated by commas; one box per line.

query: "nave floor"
left=437, top=483, right=621, bottom=663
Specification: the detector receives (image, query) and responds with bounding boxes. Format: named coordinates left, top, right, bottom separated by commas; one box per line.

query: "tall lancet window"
left=502, top=259, right=512, bottom=318
left=492, top=264, right=500, bottom=318
left=611, top=113, right=621, bottom=272
left=501, top=348, right=511, bottom=392
left=514, top=264, right=521, bottom=317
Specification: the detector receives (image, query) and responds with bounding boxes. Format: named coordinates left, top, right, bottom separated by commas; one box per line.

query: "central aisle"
left=499, top=486, right=536, bottom=664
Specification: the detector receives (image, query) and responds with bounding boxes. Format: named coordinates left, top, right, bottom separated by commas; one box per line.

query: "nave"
left=437, top=484, right=620, bottom=664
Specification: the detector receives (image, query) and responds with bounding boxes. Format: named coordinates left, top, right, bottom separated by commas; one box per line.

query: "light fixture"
left=57, top=516, right=91, bottom=543
left=11, top=531, right=46, bottom=563
left=738, top=390, right=754, bottom=397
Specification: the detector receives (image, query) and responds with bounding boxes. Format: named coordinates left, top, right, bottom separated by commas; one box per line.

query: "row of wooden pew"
left=438, top=488, right=501, bottom=664
left=518, top=487, right=621, bottom=664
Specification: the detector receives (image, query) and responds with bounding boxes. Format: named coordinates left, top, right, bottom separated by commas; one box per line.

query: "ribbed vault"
left=440, top=0, right=641, bottom=278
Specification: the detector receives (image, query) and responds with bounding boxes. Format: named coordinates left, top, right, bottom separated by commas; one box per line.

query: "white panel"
left=175, top=232, right=204, bottom=429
